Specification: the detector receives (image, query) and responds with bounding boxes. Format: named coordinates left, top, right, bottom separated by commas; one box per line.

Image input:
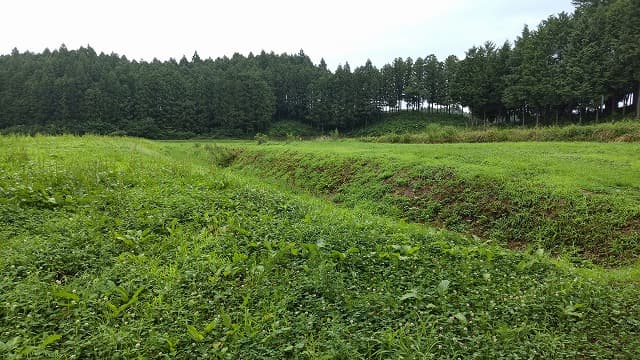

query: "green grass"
left=176, top=140, right=640, bottom=265
left=217, top=140, right=640, bottom=195
left=351, top=112, right=468, bottom=137
left=2, top=135, right=640, bottom=358
left=361, top=119, right=640, bottom=144
left=349, top=111, right=640, bottom=144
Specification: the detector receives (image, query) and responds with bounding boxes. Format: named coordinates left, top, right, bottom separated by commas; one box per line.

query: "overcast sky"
left=2, top=0, right=575, bottom=69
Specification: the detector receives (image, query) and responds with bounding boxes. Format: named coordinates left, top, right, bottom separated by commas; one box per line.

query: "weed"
left=1, top=135, right=639, bottom=358
left=254, top=132, right=268, bottom=145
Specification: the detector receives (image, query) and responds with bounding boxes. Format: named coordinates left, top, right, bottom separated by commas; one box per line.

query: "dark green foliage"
left=0, top=49, right=297, bottom=138
left=124, top=117, right=162, bottom=139
left=254, top=133, right=268, bottom=145
left=265, top=120, right=320, bottom=139
left=364, top=120, right=640, bottom=143
left=351, top=112, right=468, bottom=137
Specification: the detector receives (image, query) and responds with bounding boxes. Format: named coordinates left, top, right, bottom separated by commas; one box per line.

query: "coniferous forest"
left=0, top=0, right=638, bottom=138
left=2, top=2, right=640, bottom=357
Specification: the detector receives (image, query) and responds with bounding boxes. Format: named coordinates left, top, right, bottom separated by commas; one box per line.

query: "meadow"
left=172, top=139, right=640, bottom=266
left=1, top=135, right=639, bottom=358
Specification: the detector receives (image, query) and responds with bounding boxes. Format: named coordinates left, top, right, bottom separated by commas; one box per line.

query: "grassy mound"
left=1, top=135, right=639, bottom=358
left=199, top=141, right=640, bottom=266
left=362, top=120, right=640, bottom=144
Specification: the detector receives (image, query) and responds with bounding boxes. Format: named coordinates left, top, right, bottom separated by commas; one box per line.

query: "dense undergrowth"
left=265, top=121, right=321, bottom=140
left=350, top=112, right=468, bottom=137
left=359, top=116, right=640, bottom=144
left=1, top=136, right=640, bottom=359
left=198, top=142, right=640, bottom=266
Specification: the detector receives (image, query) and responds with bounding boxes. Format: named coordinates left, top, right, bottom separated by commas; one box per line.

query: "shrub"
left=255, top=132, right=269, bottom=145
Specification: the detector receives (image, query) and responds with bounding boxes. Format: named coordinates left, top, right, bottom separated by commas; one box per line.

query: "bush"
left=255, top=132, right=269, bottom=145
left=266, top=120, right=319, bottom=139
left=108, top=130, right=128, bottom=137
left=124, top=117, right=162, bottom=139
left=204, top=144, right=239, bottom=167
left=351, top=111, right=468, bottom=137
left=365, top=119, right=640, bottom=144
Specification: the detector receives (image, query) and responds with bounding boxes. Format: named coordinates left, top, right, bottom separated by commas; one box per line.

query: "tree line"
left=0, top=0, right=637, bottom=138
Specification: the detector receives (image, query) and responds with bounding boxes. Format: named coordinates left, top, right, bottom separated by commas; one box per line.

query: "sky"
left=1, top=0, right=575, bottom=70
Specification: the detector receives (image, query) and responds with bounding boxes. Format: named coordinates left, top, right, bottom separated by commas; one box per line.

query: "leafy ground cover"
left=173, top=140, right=640, bottom=266
left=349, top=112, right=640, bottom=144
left=360, top=118, right=640, bottom=144
left=1, top=135, right=639, bottom=359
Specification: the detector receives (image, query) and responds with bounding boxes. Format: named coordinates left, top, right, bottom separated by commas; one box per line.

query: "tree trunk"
left=522, top=107, right=525, bottom=127
left=610, top=95, right=616, bottom=117
left=555, top=109, right=559, bottom=126
left=636, top=82, right=640, bottom=119
left=579, top=107, right=582, bottom=124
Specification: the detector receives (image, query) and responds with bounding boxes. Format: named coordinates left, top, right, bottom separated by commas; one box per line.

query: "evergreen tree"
left=0, top=0, right=638, bottom=136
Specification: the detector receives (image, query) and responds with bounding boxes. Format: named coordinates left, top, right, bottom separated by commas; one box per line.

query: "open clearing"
left=205, top=140, right=640, bottom=196
left=164, top=140, right=640, bottom=265
left=1, top=136, right=640, bottom=358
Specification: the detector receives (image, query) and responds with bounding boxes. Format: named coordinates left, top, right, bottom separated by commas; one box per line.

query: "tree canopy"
left=0, top=0, right=637, bottom=138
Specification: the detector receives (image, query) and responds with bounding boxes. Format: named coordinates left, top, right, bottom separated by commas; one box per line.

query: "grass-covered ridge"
left=359, top=116, right=640, bottom=144
left=2, top=135, right=639, bottom=358
left=193, top=140, right=640, bottom=266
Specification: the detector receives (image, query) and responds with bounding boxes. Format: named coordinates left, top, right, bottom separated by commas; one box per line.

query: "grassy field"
left=2, top=135, right=640, bottom=358
left=211, top=140, right=640, bottom=196
left=351, top=112, right=640, bottom=143
left=165, top=140, right=640, bottom=266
